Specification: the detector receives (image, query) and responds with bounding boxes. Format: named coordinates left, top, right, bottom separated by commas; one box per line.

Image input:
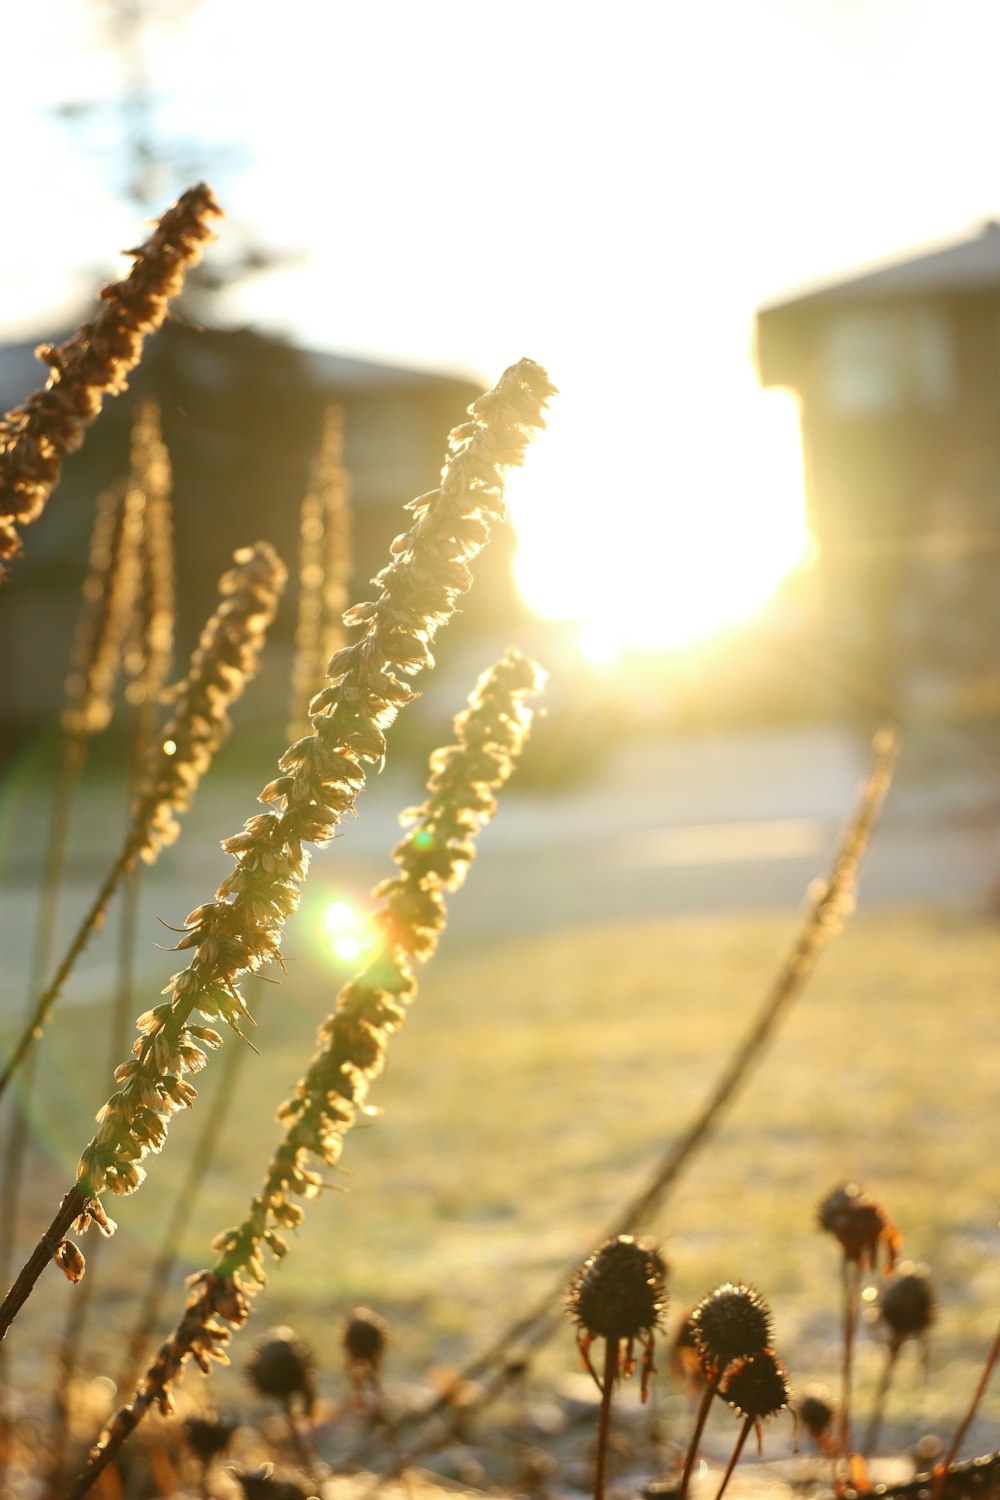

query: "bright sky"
left=4, top=0, right=1000, bottom=656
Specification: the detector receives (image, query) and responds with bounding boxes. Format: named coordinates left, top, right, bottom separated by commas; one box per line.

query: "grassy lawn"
left=8, top=899, right=1000, bottom=1459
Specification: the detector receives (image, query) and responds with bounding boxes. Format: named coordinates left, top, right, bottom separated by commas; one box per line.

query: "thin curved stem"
left=863, top=1340, right=900, bottom=1456
left=679, top=1369, right=722, bottom=1500
left=593, top=1338, right=619, bottom=1500
left=714, top=1416, right=754, bottom=1500
left=932, top=1318, right=1000, bottom=1500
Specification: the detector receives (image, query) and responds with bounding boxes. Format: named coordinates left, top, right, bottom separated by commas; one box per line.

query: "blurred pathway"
left=2, top=722, right=999, bottom=1010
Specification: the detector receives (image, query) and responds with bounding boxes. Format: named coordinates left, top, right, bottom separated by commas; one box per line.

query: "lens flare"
left=322, top=898, right=374, bottom=966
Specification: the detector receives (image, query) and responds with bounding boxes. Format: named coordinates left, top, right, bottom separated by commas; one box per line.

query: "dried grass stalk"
left=0, top=183, right=220, bottom=572
left=73, top=648, right=544, bottom=1490
left=0, top=357, right=554, bottom=1347
left=0, top=542, right=287, bottom=1104
left=288, top=405, right=353, bottom=741
left=61, top=480, right=144, bottom=737
left=123, top=401, right=176, bottom=713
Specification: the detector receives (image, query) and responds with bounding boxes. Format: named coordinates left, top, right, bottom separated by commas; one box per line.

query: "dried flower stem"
left=2, top=358, right=553, bottom=1357
left=288, top=405, right=352, bottom=741
left=0, top=542, right=286, bottom=1105
left=0, top=476, right=143, bottom=1336
left=70, top=648, right=544, bottom=1496
left=714, top=1416, right=754, bottom=1500
left=0, top=184, right=220, bottom=573
left=679, top=1371, right=723, bottom=1500
left=862, top=1341, right=900, bottom=1456
left=357, top=730, right=898, bottom=1468
left=932, top=1319, right=1000, bottom=1500
left=594, top=1336, right=619, bottom=1500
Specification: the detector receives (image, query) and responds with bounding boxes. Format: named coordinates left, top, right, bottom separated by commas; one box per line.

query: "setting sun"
left=505, top=383, right=811, bottom=663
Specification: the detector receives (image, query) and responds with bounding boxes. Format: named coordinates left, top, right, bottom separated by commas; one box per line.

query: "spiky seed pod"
left=818, top=1183, right=901, bottom=1272
left=566, top=1234, right=667, bottom=1397
left=722, top=1349, right=792, bottom=1423
left=247, top=1327, right=315, bottom=1414
left=129, top=541, right=287, bottom=862
left=690, top=1283, right=773, bottom=1374
left=61, top=480, right=144, bottom=738
left=877, top=1263, right=937, bottom=1346
left=343, top=1306, right=389, bottom=1377
left=182, top=1411, right=237, bottom=1465
left=0, top=184, right=220, bottom=573
left=66, top=646, right=546, bottom=1491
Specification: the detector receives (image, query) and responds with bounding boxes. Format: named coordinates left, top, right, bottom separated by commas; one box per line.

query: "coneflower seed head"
left=691, top=1283, right=773, bottom=1371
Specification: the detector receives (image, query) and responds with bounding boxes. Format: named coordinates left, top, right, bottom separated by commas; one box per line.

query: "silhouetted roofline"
left=759, top=222, right=1000, bottom=314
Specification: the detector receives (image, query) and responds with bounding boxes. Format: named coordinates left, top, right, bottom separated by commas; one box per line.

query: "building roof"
left=760, top=222, right=1000, bottom=315
left=0, top=324, right=479, bottom=414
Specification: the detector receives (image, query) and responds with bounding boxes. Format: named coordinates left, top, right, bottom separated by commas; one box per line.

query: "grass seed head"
left=691, top=1283, right=773, bottom=1374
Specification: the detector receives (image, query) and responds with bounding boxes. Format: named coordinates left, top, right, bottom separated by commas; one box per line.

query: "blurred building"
left=0, top=323, right=518, bottom=740
left=756, top=223, right=1000, bottom=721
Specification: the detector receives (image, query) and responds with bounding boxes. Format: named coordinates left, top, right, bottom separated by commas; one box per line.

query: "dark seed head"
left=818, top=1183, right=900, bottom=1271
left=690, top=1283, right=772, bottom=1372
left=247, top=1327, right=315, bottom=1413
left=798, top=1392, right=836, bottom=1447
left=566, top=1235, right=667, bottom=1342
left=183, top=1412, right=238, bottom=1465
left=877, top=1263, right=937, bottom=1343
left=343, top=1305, right=390, bottom=1375
left=235, top=1470, right=310, bottom=1500
left=722, top=1349, right=791, bottom=1421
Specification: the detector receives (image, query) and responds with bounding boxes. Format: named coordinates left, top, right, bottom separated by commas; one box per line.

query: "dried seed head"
left=818, top=1182, right=901, bottom=1271
left=183, top=1411, right=238, bottom=1464
left=670, top=1307, right=704, bottom=1390
left=343, top=1305, right=389, bottom=1376
left=797, top=1391, right=837, bottom=1451
left=567, top=1235, right=667, bottom=1343
left=722, top=1349, right=791, bottom=1421
left=877, top=1262, right=937, bottom=1343
left=235, top=1470, right=310, bottom=1500
left=246, top=1327, right=315, bottom=1414
left=690, top=1283, right=772, bottom=1372
left=566, top=1235, right=667, bottom=1399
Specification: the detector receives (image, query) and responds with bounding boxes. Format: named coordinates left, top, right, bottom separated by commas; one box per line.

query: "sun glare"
left=505, top=384, right=810, bottom=662
left=322, top=898, right=373, bottom=966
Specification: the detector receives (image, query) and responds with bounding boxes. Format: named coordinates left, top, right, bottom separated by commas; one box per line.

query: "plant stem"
left=594, top=1338, right=618, bottom=1500
left=863, top=1341, right=900, bottom=1456
left=679, top=1369, right=722, bottom=1500
left=840, top=1259, right=860, bottom=1463
left=0, top=1185, right=89, bottom=1342
left=281, top=1396, right=315, bottom=1480
left=714, top=1416, right=754, bottom=1500
left=932, top=1317, right=1000, bottom=1500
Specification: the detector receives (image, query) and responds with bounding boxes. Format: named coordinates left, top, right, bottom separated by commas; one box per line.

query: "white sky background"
left=4, top=0, right=1000, bottom=651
